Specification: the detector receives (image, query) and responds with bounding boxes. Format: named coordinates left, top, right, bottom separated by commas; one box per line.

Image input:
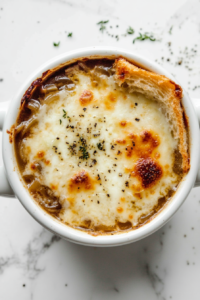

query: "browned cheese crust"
left=114, top=58, right=190, bottom=173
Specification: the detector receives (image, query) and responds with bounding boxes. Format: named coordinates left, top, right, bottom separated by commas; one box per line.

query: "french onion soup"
left=13, top=57, right=190, bottom=235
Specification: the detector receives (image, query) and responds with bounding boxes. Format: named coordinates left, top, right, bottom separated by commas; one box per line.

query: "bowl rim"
left=3, top=46, right=200, bottom=247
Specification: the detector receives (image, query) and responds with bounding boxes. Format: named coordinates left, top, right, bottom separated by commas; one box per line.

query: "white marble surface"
left=0, top=0, right=200, bottom=299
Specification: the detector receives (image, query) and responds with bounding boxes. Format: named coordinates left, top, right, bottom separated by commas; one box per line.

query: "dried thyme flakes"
left=79, top=137, right=89, bottom=160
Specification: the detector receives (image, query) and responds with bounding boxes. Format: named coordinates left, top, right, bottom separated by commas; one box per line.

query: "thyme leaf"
left=133, top=33, right=156, bottom=43
left=63, top=109, right=67, bottom=118
left=97, top=20, right=109, bottom=33
left=169, top=26, right=173, bottom=34
left=53, top=42, right=60, bottom=47
left=79, top=146, right=89, bottom=160
left=97, top=20, right=109, bottom=25
left=69, top=143, right=76, bottom=155
left=79, top=137, right=89, bottom=160
left=127, top=26, right=134, bottom=34
left=68, top=32, right=73, bottom=37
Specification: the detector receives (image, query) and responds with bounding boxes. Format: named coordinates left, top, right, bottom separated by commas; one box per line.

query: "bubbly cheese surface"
left=18, top=65, right=181, bottom=232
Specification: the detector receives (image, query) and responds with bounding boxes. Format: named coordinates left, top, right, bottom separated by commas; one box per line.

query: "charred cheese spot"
left=141, top=130, right=159, bottom=147
left=30, top=162, right=41, bottom=171
left=104, top=92, right=118, bottom=110
left=79, top=90, right=93, bottom=105
left=126, top=145, right=134, bottom=157
left=117, top=207, right=123, bottom=213
left=133, top=192, right=142, bottom=199
left=50, top=183, right=58, bottom=190
left=37, top=151, right=45, bottom=158
left=68, top=170, right=95, bottom=193
left=116, top=130, right=160, bottom=159
left=120, top=121, right=127, bottom=127
left=30, top=163, right=36, bottom=170
left=116, top=139, right=126, bottom=145
left=135, top=158, right=163, bottom=188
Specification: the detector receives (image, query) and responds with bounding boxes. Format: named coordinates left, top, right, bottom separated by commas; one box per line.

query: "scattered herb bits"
left=133, top=33, right=156, bottom=43
left=97, top=143, right=103, bottom=150
left=127, top=27, right=134, bottom=34
left=63, top=109, right=67, bottom=118
left=79, top=137, right=89, bottom=160
left=169, top=26, right=173, bottom=34
left=53, top=42, right=60, bottom=47
left=97, top=20, right=109, bottom=32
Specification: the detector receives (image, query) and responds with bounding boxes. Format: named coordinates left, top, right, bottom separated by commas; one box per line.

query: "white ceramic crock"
left=0, top=47, right=200, bottom=247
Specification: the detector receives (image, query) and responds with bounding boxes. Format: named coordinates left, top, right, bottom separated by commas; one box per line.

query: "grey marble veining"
left=0, top=0, right=200, bottom=299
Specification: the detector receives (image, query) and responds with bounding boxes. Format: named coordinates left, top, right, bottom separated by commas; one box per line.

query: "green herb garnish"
left=97, top=20, right=109, bottom=33
left=60, top=119, right=62, bottom=124
left=79, top=146, right=89, bottom=160
left=62, top=109, right=70, bottom=119
left=97, top=142, right=103, bottom=150
left=53, top=42, right=60, bottom=47
left=63, top=109, right=67, bottom=118
left=97, top=20, right=109, bottom=25
left=68, top=32, right=73, bottom=37
left=79, top=137, right=89, bottom=160
left=127, top=27, right=134, bottom=34
left=133, top=33, right=156, bottom=43
left=69, top=143, right=76, bottom=155
left=169, top=26, right=173, bottom=34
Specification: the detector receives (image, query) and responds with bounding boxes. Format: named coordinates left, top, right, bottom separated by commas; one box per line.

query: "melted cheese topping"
left=20, top=69, right=180, bottom=231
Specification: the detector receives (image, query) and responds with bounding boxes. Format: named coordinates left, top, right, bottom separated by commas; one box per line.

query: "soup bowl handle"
left=0, top=101, right=15, bottom=197
left=192, top=98, right=200, bottom=187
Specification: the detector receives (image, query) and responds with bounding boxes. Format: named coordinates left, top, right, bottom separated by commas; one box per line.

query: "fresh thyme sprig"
left=133, top=33, right=156, bottom=43
left=97, top=20, right=109, bottom=33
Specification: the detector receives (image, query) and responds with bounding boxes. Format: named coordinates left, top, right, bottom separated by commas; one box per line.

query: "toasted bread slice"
left=114, top=58, right=190, bottom=173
